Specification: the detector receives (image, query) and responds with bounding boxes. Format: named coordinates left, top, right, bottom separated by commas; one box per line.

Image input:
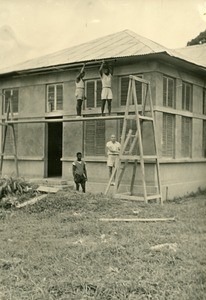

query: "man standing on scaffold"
left=75, top=63, right=86, bottom=117
left=99, top=60, right=113, bottom=116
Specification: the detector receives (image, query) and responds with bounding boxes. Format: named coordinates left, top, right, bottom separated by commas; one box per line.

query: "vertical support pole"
left=0, top=125, right=8, bottom=176
left=130, top=159, right=137, bottom=195
left=10, top=124, right=19, bottom=177
left=148, top=84, right=162, bottom=204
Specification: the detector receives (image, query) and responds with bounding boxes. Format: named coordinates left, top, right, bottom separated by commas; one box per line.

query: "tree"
left=187, top=29, right=206, bottom=46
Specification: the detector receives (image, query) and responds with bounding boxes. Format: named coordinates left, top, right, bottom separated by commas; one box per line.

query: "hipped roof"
left=0, top=29, right=206, bottom=76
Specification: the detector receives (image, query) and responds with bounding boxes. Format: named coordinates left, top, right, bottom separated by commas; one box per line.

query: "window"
left=118, top=113, right=139, bottom=154
left=181, top=117, right=192, bottom=157
left=3, top=89, right=19, bottom=114
left=203, top=89, right=206, bottom=115
left=120, top=75, right=143, bottom=106
left=203, top=121, right=206, bottom=158
left=163, top=76, right=175, bottom=108
left=84, top=119, right=105, bottom=156
left=3, top=124, right=18, bottom=155
left=162, top=113, right=175, bottom=158
left=85, top=80, right=101, bottom=108
left=182, top=82, right=192, bottom=111
left=47, top=84, right=63, bottom=112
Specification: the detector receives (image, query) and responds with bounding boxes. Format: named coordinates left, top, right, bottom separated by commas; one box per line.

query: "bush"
left=0, top=176, right=37, bottom=208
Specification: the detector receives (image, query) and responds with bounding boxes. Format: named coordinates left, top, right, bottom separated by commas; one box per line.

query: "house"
left=0, top=30, right=205, bottom=200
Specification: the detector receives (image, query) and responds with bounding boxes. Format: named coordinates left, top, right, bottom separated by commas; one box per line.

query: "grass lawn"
left=0, top=190, right=205, bottom=300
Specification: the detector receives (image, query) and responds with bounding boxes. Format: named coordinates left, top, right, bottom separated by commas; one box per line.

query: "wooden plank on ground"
left=37, top=186, right=60, bottom=193
left=16, top=194, right=47, bottom=208
left=99, top=217, right=175, bottom=222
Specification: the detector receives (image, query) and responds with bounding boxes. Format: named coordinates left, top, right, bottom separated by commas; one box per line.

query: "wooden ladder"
left=105, top=75, right=162, bottom=204
left=0, top=92, right=19, bottom=177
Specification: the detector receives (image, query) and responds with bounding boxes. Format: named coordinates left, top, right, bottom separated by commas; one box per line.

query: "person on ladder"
left=106, top=134, right=121, bottom=186
left=75, top=63, right=86, bottom=117
left=99, top=60, right=113, bottom=116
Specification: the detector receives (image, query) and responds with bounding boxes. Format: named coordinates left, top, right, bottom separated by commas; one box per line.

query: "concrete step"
left=28, top=178, right=73, bottom=190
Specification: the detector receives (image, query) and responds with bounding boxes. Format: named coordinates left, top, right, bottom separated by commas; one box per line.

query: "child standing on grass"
left=72, top=152, right=88, bottom=193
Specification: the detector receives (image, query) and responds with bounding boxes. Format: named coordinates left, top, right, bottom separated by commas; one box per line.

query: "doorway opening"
left=47, top=122, right=62, bottom=177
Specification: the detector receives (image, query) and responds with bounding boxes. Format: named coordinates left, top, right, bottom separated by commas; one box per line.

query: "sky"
left=0, top=0, right=206, bottom=68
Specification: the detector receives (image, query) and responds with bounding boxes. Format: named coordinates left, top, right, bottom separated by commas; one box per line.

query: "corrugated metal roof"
left=0, top=29, right=205, bottom=75
left=175, top=43, right=206, bottom=68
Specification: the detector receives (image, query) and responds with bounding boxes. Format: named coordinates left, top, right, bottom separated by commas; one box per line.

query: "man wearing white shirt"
left=106, top=134, right=121, bottom=185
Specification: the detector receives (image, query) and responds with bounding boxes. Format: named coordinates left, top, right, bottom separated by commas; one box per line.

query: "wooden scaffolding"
left=105, top=75, right=162, bottom=204
left=0, top=75, right=162, bottom=204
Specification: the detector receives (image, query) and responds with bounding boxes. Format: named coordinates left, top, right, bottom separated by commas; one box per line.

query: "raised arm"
left=109, top=64, right=113, bottom=76
left=76, top=63, right=86, bottom=83
left=99, top=60, right=105, bottom=77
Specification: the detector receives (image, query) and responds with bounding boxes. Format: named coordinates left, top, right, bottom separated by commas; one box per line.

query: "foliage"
left=187, top=29, right=206, bottom=45
left=0, top=176, right=37, bottom=208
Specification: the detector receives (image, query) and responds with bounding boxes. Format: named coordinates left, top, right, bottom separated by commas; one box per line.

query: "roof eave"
left=0, top=51, right=206, bottom=78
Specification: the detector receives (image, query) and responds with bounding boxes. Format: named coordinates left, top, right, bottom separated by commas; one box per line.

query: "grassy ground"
left=0, top=190, right=205, bottom=300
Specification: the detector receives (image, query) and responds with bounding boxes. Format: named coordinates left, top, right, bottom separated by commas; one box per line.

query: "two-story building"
left=0, top=30, right=205, bottom=199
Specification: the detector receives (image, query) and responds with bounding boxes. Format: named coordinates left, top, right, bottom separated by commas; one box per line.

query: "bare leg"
left=76, top=99, right=83, bottom=116
left=107, top=99, right=112, bottom=115
left=101, top=99, right=106, bottom=115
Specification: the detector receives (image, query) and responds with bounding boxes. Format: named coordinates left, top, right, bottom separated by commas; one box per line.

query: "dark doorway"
left=47, top=122, right=62, bottom=177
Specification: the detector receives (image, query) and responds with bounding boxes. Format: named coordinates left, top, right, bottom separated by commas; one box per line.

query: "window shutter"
left=96, top=80, right=102, bottom=107
left=4, top=124, right=18, bottom=155
left=168, top=78, right=174, bottom=108
left=3, top=90, right=19, bottom=114
left=119, top=114, right=137, bottom=153
left=203, top=89, right=206, bottom=115
left=86, top=81, right=95, bottom=108
left=181, top=117, right=192, bottom=157
left=56, top=84, right=63, bottom=110
left=186, top=84, right=191, bottom=111
left=96, top=120, right=105, bottom=155
left=48, top=85, right=55, bottom=111
left=135, top=77, right=142, bottom=105
left=203, top=120, right=206, bottom=157
left=163, top=76, right=175, bottom=108
left=85, top=120, right=105, bottom=156
left=85, top=120, right=95, bottom=156
left=182, top=83, right=185, bottom=110
left=121, top=77, right=129, bottom=106
left=162, top=113, right=175, bottom=157
left=4, top=90, right=11, bottom=113
left=182, top=82, right=192, bottom=112
left=12, top=90, right=19, bottom=113
left=163, top=77, right=167, bottom=107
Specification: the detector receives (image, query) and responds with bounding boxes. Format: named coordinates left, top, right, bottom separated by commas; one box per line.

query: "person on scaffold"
left=75, top=63, right=86, bottom=117
left=99, top=60, right=113, bottom=116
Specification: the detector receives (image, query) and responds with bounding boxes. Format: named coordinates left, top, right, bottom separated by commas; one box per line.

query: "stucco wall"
left=0, top=58, right=206, bottom=200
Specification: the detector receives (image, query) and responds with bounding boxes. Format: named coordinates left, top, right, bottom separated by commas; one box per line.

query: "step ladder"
left=105, top=75, right=162, bottom=204
left=0, top=92, right=19, bottom=177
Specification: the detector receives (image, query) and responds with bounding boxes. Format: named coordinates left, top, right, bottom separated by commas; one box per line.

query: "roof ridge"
left=124, top=29, right=167, bottom=52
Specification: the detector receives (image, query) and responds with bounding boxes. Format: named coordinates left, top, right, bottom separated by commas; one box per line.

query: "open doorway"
left=47, top=122, right=62, bottom=177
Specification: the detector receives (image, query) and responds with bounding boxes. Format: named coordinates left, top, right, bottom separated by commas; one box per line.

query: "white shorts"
left=107, top=155, right=118, bottom=167
left=101, top=87, right=113, bottom=100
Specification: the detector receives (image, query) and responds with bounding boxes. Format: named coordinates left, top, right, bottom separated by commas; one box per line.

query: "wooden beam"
left=129, top=75, right=150, bottom=85
left=99, top=217, right=175, bottom=222
left=5, top=115, right=125, bottom=125
left=16, top=194, right=47, bottom=208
